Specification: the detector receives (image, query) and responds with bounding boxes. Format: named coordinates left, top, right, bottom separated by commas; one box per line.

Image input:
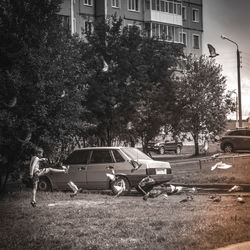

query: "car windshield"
left=120, top=148, right=151, bottom=160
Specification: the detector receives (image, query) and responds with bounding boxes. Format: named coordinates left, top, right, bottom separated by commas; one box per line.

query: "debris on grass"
left=179, top=195, right=194, bottom=203
left=211, top=161, right=232, bottom=171
left=237, top=196, right=245, bottom=204
left=211, top=153, right=223, bottom=159
left=208, top=195, right=221, bottom=202
left=228, top=185, right=243, bottom=192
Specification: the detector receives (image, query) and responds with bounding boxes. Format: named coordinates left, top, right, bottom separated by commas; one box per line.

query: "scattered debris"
left=113, top=179, right=126, bottom=198
left=48, top=203, right=56, bottom=207
left=211, top=153, right=222, bottom=159
left=169, top=184, right=183, bottom=194
left=180, top=195, right=193, bottom=203
left=211, top=161, right=232, bottom=171
left=228, top=185, right=243, bottom=192
left=208, top=195, right=221, bottom=202
left=237, top=196, right=245, bottom=204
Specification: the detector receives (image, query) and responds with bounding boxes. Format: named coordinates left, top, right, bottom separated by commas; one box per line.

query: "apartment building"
left=58, top=0, right=203, bottom=56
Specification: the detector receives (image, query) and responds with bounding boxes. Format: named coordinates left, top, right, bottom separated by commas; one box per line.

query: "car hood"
left=137, top=159, right=171, bottom=169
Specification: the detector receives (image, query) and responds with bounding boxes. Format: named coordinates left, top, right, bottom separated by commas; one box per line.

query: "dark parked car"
left=220, top=128, right=250, bottom=153
left=147, top=140, right=183, bottom=155
left=33, top=147, right=173, bottom=194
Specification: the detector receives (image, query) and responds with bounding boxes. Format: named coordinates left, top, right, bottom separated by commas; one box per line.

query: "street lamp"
left=221, top=35, right=242, bottom=127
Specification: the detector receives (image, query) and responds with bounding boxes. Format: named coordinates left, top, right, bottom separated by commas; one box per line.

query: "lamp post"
left=221, top=35, right=242, bottom=127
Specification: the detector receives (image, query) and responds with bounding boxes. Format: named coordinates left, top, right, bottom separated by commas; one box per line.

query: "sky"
left=203, top=0, right=250, bottom=117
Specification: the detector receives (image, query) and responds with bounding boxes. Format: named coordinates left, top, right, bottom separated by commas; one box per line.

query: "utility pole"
left=236, top=48, right=242, bottom=127
left=221, top=35, right=242, bottom=127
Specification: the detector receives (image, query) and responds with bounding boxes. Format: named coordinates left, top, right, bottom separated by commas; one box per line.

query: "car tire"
left=38, top=177, right=52, bottom=192
left=159, top=147, right=165, bottom=155
left=223, top=143, right=233, bottom=153
left=175, top=146, right=181, bottom=155
left=111, top=176, right=131, bottom=195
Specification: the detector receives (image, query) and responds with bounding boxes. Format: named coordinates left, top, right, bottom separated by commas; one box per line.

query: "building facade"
left=58, top=0, right=203, bottom=56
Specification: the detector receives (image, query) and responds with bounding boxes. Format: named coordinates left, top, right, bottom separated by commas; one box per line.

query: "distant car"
left=220, top=128, right=250, bottom=153
left=36, top=147, right=173, bottom=194
left=147, top=140, right=183, bottom=155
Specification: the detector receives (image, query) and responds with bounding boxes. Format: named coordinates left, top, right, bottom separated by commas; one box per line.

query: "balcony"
left=145, top=10, right=182, bottom=25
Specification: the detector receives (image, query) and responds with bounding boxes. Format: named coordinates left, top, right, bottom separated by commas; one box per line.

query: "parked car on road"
left=220, top=128, right=250, bottom=153
left=37, top=147, right=173, bottom=194
left=147, top=140, right=183, bottom=155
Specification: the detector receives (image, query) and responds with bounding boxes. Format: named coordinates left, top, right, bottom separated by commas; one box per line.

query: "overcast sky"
left=203, top=0, right=250, bottom=116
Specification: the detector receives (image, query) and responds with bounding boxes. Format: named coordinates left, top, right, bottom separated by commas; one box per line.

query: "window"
left=229, top=130, right=246, bottom=136
left=192, top=8, right=199, bottom=22
left=168, top=25, right=174, bottom=41
left=176, top=3, right=181, bottom=15
left=193, top=34, right=200, bottom=49
left=60, top=15, right=70, bottom=30
left=128, top=0, right=139, bottom=11
left=112, top=150, right=125, bottom=162
left=84, top=0, right=92, bottom=6
left=180, top=32, right=187, bottom=47
left=111, top=0, right=120, bottom=8
left=65, top=150, right=89, bottom=164
left=90, top=150, right=113, bottom=164
left=169, top=2, right=173, bottom=13
left=160, top=0, right=165, bottom=11
left=182, top=6, right=187, bottom=20
left=85, top=21, right=92, bottom=33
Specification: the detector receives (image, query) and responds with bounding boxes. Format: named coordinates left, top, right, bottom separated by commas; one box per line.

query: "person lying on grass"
left=29, top=147, right=69, bottom=207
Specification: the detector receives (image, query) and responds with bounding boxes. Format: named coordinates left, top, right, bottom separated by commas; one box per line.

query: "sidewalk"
left=215, top=241, right=250, bottom=250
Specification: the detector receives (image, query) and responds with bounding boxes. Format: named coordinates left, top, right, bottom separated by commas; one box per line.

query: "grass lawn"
left=0, top=190, right=250, bottom=250
left=172, top=156, right=250, bottom=185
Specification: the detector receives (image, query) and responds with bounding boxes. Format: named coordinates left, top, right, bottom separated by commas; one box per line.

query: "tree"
left=83, top=16, right=183, bottom=149
left=0, top=0, right=91, bottom=191
left=173, top=55, right=235, bottom=155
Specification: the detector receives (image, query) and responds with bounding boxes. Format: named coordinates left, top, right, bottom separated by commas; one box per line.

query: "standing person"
left=29, top=148, right=69, bottom=207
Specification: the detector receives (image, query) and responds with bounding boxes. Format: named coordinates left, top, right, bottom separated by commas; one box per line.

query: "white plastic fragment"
left=228, top=185, right=243, bottom=192
left=237, top=196, right=245, bottom=203
left=211, top=161, right=232, bottom=171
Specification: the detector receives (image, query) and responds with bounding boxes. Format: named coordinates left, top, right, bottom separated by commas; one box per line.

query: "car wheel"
left=176, top=146, right=181, bottom=155
left=224, top=143, right=233, bottom=153
left=135, top=185, right=153, bottom=194
left=159, top=147, right=165, bottom=155
left=111, top=176, right=131, bottom=195
left=38, top=177, right=52, bottom=192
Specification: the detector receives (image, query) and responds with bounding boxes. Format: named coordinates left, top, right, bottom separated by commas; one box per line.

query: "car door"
left=243, top=130, right=250, bottom=150
left=164, top=140, right=176, bottom=151
left=86, top=149, right=114, bottom=189
left=52, top=150, right=89, bottom=189
left=231, top=130, right=246, bottom=150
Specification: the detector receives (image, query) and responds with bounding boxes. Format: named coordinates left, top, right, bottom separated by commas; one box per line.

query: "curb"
left=168, top=183, right=250, bottom=192
left=214, top=241, right=250, bottom=250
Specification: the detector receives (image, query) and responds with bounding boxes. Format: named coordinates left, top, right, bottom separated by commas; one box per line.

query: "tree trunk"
left=193, top=133, right=199, bottom=156
left=1, top=171, right=9, bottom=193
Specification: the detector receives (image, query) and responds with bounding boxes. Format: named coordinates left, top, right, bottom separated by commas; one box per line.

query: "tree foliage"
left=0, top=0, right=91, bottom=190
left=172, top=55, right=235, bottom=155
left=83, top=16, right=183, bottom=150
